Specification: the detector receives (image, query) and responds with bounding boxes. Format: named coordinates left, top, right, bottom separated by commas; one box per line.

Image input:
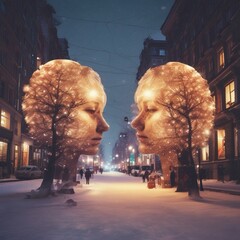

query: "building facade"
left=0, top=0, right=69, bottom=178
left=136, top=37, right=168, bottom=81
left=161, top=0, right=240, bottom=181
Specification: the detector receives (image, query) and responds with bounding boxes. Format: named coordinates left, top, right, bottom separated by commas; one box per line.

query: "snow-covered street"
left=0, top=172, right=240, bottom=240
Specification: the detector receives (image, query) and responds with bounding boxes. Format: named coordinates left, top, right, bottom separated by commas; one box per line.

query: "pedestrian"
left=99, top=167, right=103, bottom=174
left=144, top=170, right=150, bottom=182
left=85, top=168, right=92, bottom=184
left=170, top=167, right=176, bottom=187
left=62, top=166, right=70, bottom=182
left=142, top=172, right=146, bottom=182
left=79, top=168, right=84, bottom=179
left=76, top=168, right=80, bottom=184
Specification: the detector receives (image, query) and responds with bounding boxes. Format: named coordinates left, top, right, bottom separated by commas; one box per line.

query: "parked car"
left=140, top=165, right=152, bottom=176
left=131, top=165, right=140, bottom=176
left=15, top=165, right=43, bottom=180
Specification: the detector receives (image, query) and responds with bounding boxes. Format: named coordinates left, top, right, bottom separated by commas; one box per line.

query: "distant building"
left=136, top=37, right=168, bottom=81
left=112, top=127, right=138, bottom=171
left=161, top=0, right=240, bottom=181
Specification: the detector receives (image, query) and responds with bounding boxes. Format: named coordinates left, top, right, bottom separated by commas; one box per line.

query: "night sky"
left=47, top=0, right=174, bottom=161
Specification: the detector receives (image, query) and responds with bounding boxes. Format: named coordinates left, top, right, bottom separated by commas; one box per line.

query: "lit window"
left=22, top=142, right=29, bottom=166
left=218, top=48, right=225, bottom=69
left=225, top=81, right=235, bottom=108
left=0, top=141, right=7, bottom=161
left=217, top=129, right=225, bottom=159
left=14, top=145, right=19, bottom=169
left=0, top=109, right=10, bottom=129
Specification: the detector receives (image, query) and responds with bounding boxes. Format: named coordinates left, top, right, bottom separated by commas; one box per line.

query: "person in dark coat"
left=85, top=168, right=92, bottom=184
left=144, top=170, right=150, bottom=182
left=142, top=173, right=146, bottom=183
left=79, top=168, right=84, bottom=179
left=170, top=168, right=176, bottom=187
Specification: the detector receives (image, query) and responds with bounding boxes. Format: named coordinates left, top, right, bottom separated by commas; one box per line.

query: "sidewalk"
left=1, top=176, right=240, bottom=195
left=0, top=175, right=20, bottom=183
left=200, top=179, right=240, bottom=196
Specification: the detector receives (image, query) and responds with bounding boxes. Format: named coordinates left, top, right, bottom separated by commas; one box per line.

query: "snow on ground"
left=0, top=172, right=240, bottom=240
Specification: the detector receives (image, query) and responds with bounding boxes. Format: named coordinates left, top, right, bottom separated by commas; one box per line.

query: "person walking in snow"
left=79, top=168, right=84, bottom=179
left=85, top=168, right=92, bottom=184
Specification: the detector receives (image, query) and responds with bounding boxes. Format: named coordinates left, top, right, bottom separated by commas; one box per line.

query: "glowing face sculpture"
left=23, top=59, right=109, bottom=156
left=131, top=62, right=215, bottom=155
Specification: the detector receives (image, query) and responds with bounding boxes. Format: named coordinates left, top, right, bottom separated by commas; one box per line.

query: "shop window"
left=0, top=109, right=10, bottom=129
left=201, top=145, right=209, bottom=161
left=0, top=141, right=7, bottom=161
left=22, top=142, right=29, bottom=166
left=33, top=149, right=41, bottom=161
left=225, top=81, right=235, bottom=108
left=14, top=145, right=19, bottom=169
left=217, top=129, right=225, bottom=159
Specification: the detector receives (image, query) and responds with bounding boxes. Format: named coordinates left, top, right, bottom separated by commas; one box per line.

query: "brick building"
left=161, top=0, right=240, bottom=181
left=0, top=0, right=69, bottom=178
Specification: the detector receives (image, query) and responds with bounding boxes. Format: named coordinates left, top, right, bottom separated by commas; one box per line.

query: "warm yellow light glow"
left=142, top=89, right=154, bottom=100
left=88, top=89, right=98, bottom=99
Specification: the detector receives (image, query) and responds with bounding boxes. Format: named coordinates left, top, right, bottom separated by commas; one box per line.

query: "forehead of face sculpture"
left=38, top=59, right=107, bottom=105
left=134, top=62, right=203, bottom=104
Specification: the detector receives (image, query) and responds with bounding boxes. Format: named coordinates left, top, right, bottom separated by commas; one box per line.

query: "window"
left=201, top=145, right=209, bottom=161
left=0, top=81, right=5, bottom=97
left=22, top=142, right=29, bottom=166
left=33, top=149, right=41, bottom=161
left=159, top=49, right=166, bottom=56
left=225, top=81, right=235, bottom=108
left=217, top=129, right=225, bottom=159
left=226, top=37, right=233, bottom=59
left=14, top=145, right=19, bottom=169
left=0, top=141, right=7, bottom=161
left=0, top=109, right=10, bottom=129
left=218, top=48, right=225, bottom=70
left=14, top=120, right=21, bottom=136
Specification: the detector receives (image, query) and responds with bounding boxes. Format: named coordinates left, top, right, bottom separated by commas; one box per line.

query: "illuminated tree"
left=22, top=59, right=108, bottom=197
left=132, top=62, right=215, bottom=198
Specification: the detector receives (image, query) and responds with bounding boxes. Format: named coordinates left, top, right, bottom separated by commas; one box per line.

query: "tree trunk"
left=39, top=158, right=55, bottom=192
left=187, top=165, right=200, bottom=198
left=176, top=149, right=200, bottom=198
left=187, top=149, right=200, bottom=198
left=176, top=165, right=188, bottom=192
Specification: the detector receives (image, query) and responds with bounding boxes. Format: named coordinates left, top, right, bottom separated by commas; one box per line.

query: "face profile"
left=131, top=65, right=169, bottom=154
left=131, top=62, right=214, bottom=157
left=23, top=59, right=109, bottom=156
left=74, top=67, right=109, bottom=154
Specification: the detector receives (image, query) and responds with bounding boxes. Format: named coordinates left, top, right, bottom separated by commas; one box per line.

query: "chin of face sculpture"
left=131, top=62, right=214, bottom=157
